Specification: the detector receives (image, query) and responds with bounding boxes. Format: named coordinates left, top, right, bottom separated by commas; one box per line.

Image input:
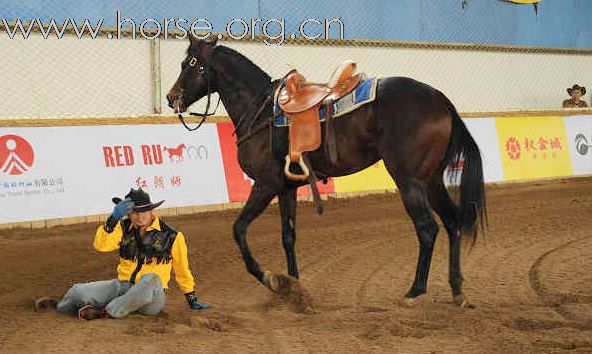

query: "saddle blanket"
left=273, top=77, right=379, bottom=127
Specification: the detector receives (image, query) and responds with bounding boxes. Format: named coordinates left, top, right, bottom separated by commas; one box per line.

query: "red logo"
left=505, top=137, right=521, bottom=160
left=0, top=135, right=34, bottom=175
left=163, top=144, right=186, bottom=162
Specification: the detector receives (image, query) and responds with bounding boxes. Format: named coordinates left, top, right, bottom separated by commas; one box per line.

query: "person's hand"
left=185, top=291, right=210, bottom=310
left=112, top=197, right=134, bottom=220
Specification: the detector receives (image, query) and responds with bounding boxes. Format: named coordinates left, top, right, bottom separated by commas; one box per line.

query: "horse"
left=166, top=37, right=486, bottom=309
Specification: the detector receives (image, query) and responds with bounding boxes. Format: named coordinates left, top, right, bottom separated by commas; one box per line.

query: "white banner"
left=564, top=115, right=592, bottom=176
left=463, top=118, right=504, bottom=183
left=0, top=124, right=228, bottom=223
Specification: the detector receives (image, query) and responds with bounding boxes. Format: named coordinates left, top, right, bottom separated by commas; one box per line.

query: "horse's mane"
left=211, top=45, right=271, bottom=89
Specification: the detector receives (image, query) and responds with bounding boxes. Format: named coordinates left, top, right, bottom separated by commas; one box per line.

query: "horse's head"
left=166, top=37, right=218, bottom=113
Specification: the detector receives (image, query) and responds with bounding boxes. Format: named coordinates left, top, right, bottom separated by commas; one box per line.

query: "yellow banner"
left=333, top=160, right=397, bottom=193
left=496, top=116, right=572, bottom=181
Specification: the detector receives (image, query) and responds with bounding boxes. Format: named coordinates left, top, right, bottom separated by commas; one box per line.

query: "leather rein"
left=234, top=79, right=285, bottom=147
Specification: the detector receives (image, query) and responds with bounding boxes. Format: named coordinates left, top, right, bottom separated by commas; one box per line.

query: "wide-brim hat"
left=567, top=84, right=586, bottom=95
left=112, top=188, right=164, bottom=212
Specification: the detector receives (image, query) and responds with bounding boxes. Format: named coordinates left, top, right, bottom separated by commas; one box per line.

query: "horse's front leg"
left=278, top=187, right=299, bottom=278
left=233, top=181, right=276, bottom=284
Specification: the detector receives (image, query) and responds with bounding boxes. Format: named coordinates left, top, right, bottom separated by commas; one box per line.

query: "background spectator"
left=563, top=84, right=588, bottom=108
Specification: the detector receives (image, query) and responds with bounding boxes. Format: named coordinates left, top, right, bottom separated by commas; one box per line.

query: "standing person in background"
left=563, top=84, right=588, bottom=108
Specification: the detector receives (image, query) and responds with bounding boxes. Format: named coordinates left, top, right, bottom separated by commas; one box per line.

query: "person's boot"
left=78, top=305, right=109, bottom=320
left=34, top=297, right=58, bottom=311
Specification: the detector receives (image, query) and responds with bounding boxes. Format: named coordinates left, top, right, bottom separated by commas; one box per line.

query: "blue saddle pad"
left=273, top=77, right=378, bottom=127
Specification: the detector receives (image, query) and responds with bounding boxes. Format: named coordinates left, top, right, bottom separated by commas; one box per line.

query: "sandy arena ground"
left=1, top=177, right=592, bottom=353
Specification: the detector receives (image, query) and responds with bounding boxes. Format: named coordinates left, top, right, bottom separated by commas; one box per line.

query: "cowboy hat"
left=567, top=84, right=586, bottom=95
left=112, top=188, right=164, bottom=212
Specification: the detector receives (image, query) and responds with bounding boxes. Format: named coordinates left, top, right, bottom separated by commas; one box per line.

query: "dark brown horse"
left=167, top=37, right=486, bottom=308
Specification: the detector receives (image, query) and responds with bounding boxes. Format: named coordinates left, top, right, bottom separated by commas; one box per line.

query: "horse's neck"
left=215, top=66, right=270, bottom=138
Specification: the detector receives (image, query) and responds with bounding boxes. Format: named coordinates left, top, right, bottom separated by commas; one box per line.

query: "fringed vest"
left=119, top=219, right=178, bottom=264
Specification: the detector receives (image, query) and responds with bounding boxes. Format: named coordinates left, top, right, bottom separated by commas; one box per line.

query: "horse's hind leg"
left=398, top=179, right=440, bottom=300
left=427, top=173, right=472, bottom=307
left=278, top=187, right=299, bottom=278
left=233, top=182, right=276, bottom=285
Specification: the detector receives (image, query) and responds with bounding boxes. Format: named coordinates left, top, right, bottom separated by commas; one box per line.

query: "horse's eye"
left=198, top=66, right=205, bottom=74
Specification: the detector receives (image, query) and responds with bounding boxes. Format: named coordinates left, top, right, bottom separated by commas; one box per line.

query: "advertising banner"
left=495, top=116, right=573, bottom=181
left=0, top=124, right=228, bottom=223
left=463, top=118, right=504, bottom=183
left=564, top=115, right=592, bottom=176
left=333, top=160, right=397, bottom=193
left=2, top=115, right=590, bottom=225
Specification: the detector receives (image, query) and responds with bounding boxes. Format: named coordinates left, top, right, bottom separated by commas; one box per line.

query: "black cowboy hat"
left=112, top=188, right=164, bottom=212
left=567, top=84, right=586, bottom=95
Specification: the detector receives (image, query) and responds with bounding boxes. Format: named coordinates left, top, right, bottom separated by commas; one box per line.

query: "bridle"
left=176, top=56, right=221, bottom=132
left=176, top=51, right=288, bottom=147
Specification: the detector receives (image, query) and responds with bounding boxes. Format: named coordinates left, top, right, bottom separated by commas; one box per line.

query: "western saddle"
left=278, top=60, right=362, bottom=180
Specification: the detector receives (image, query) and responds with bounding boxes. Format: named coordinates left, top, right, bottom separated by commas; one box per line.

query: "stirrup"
left=284, top=155, right=310, bottom=181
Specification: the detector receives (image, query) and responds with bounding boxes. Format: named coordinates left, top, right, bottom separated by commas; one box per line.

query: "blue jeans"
left=56, top=273, right=165, bottom=318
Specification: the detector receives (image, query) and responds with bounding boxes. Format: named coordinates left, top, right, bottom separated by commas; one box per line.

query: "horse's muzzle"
left=167, top=95, right=186, bottom=113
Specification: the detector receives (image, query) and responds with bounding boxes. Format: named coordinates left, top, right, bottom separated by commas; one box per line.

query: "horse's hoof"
left=268, top=273, right=314, bottom=313
left=453, top=294, right=476, bottom=309
left=263, top=271, right=278, bottom=293
left=401, top=294, right=429, bottom=307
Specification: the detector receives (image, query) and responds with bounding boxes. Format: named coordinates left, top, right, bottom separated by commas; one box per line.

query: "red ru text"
left=103, top=145, right=134, bottom=167
left=141, top=144, right=163, bottom=165
left=102, top=144, right=166, bottom=167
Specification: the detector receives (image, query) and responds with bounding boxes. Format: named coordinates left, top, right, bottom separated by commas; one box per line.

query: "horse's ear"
left=189, top=35, right=216, bottom=48
left=205, top=37, right=218, bottom=47
left=188, top=34, right=198, bottom=46
left=188, top=36, right=217, bottom=60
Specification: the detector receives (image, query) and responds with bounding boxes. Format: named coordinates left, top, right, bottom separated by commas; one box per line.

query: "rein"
left=177, top=59, right=221, bottom=132
left=235, top=79, right=285, bottom=147
left=231, top=83, right=276, bottom=137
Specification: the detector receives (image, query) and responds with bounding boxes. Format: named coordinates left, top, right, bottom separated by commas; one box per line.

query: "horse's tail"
left=442, top=96, right=487, bottom=246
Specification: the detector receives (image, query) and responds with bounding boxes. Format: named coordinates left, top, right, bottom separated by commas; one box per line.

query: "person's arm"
left=93, top=216, right=123, bottom=252
left=171, top=231, right=195, bottom=293
left=172, top=232, right=209, bottom=310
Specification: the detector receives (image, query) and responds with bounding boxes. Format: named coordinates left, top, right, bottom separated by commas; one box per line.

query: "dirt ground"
left=1, top=177, right=592, bottom=353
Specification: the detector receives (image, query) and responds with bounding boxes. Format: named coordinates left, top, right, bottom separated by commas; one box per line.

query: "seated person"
left=34, top=188, right=209, bottom=320
left=563, top=84, right=588, bottom=108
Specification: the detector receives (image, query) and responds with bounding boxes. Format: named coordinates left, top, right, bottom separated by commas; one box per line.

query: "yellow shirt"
left=93, top=215, right=195, bottom=294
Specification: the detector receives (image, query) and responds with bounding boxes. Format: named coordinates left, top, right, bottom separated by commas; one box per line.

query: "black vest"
left=119, top=219, right=178, bottom=264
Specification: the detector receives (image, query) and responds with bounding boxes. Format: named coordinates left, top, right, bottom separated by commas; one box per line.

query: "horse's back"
left=376, top=76, right=451, bottom=117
